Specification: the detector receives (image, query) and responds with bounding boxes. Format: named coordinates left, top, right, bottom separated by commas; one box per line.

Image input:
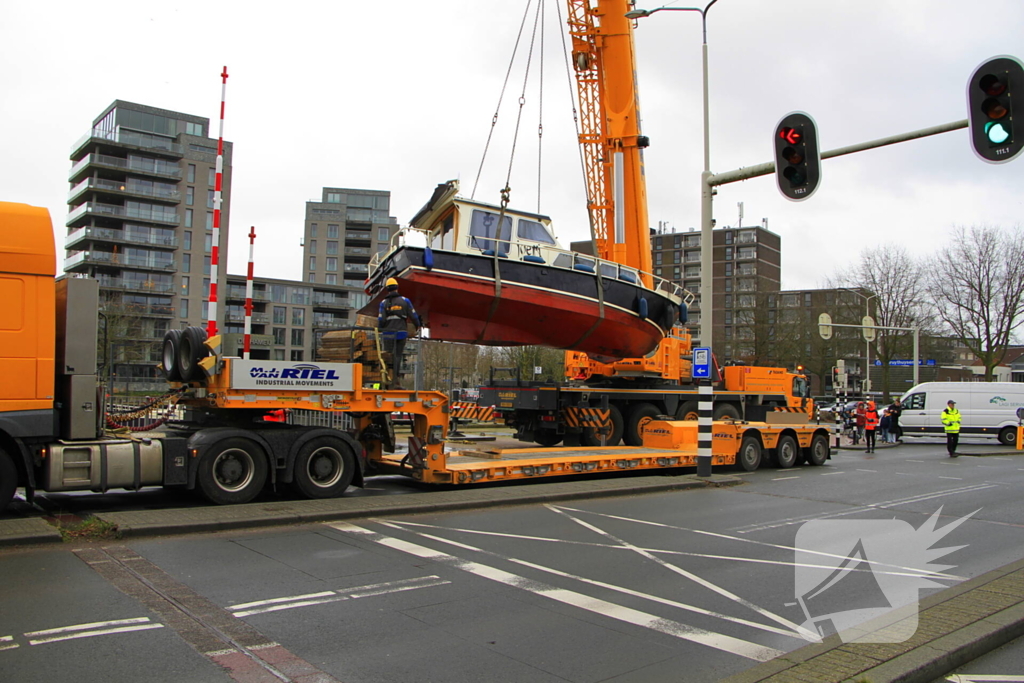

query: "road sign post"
left=693, top=347, right=713, bottom=477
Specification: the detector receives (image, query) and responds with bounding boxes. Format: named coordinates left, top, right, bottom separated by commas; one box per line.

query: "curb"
left=0, top=473, right=742, bottom=546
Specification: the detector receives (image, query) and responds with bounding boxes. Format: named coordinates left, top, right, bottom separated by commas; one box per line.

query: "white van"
left=898, top=382, right=1024, bottom=446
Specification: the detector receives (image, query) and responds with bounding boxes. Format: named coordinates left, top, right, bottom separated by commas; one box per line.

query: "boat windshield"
left=517, top=218, right=556, bottom=244
left=469, top=210, right=512, bottom=253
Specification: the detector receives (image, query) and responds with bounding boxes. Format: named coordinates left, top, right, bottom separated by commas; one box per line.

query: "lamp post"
left=626, top=1, right=719, bottom=348
left=837, top=288, right=878, bottom=393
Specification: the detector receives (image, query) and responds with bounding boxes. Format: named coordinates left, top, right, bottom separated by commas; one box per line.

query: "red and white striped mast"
left=243, top=226, right=255, bottom=359
left=206, top=65, right=228, bottom=338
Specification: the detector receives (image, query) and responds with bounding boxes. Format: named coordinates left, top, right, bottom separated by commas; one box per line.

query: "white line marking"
left=28, top=623, right=163, bottom=645
left=945, top=675, right=1024, bottom=682
left=25, top=617, right=153, bottom=637
left=906, top=459, right=926, bottom=462
left=819, top=472, right=844, bottom=476
left=230, top=576, right=450, bottom=617
left=329, top=521, right=784, bottom=661
left=0, top=635, right=17, bottom=651
left=856, top=469, right=878, bottom=472
left=939, top=476, right=963, bottom=480
left=772, top=476, right=800, bottom=481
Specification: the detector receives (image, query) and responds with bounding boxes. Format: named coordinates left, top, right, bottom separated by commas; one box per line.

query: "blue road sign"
left=693, top=347, right=711, bottom=379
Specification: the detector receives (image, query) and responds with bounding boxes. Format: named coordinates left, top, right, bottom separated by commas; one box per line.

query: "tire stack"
left=317, top=328, right=390, bottom=386
left=161, top=326, right=210, bottom=383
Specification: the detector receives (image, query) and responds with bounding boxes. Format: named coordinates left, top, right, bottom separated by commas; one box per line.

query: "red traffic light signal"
left=968, top=55, right=1024, bottom=163
left=773, top=112, right=821, bottom=201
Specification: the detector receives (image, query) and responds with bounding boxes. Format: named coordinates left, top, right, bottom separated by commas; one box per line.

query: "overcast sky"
left=3, top=0, right=1022, bottom=291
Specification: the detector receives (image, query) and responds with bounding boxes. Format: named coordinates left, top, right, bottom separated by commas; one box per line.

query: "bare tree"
left=926, top=225, right=1024, bottom=381
left=832, top=245, right=938, bottom=397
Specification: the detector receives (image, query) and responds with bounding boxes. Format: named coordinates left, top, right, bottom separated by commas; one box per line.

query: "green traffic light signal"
left=968, top=55, right=1024, bottom=164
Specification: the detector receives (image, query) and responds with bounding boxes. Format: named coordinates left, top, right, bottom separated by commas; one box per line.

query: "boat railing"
left=371, top=226, right=695, bottom=306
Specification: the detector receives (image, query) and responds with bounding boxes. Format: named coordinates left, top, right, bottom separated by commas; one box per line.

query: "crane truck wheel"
left=675, top=401, right=699, bottom=421
left=806, top=433, right=830, bottom=466
left=0, top=448, right=18, bottom=512
left=196, top=438, right=268, bottom=505
left=161, top=329, right=183, bottom=381
left=625, top=403, right=661, bottom=446
left=178, top=326, right=209, bottom=383
left=291, top=436, right=356, bottom=499
left=713, top=403, right=742, bottom=421
left=774, top=435, right=799, bottom=469
left=735, top=435, right=763, bottom=472
left=581, top=404, right=624, bottom=447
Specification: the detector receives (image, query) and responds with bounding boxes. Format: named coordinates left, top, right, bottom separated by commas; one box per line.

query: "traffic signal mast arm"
left=711, top=118, right=967, bottom=188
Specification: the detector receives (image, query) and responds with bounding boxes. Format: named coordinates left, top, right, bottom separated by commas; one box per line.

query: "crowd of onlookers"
left=833, top=397, right=904, bottom=450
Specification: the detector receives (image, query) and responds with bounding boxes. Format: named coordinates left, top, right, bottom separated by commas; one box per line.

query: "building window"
left=273, top=306, right=286, bottom=324
left=724, top=263, right=733, bottom=277
left=326, top=241, right=339, bottom=255
left=179, top=298, right=188, bottom=317
left=724, top=279, right=733, bottom=292
left=182, top=254, right=191, bottom=272
left=724, top=246, right=733, bottom=261
left=308, top=273, right=316, bottom=283
left=655, top=267, right=662, bottom=277
left=291, top=329, right=304, bottom=346
left=724, top=326, right=732, bottom=340
left=673, top=235, right=682, bottom=249
left=326, top=257, right=338, bottom=272
left=325, top=274, right=337, bottom=285
left=203, top=256, right=211, bottom=276
left=181, top=276, right=189, bottom=295
left=292, top=308, right=304, bottom=326
left=309, top=256, right=316, bottom=271
left=207, top=190, right=215, bottom=209
left=724, top=294, right=733, bottom=309
left=377, top=227, right=390, bottom=242
left=273, top=327, right=286, bottom=345
left=185, top=122, right=204, bottom=136
left=185, top=209, right=193, bottom=228
left=187, top=164, right=196, bottom=183
left=655, top=236, right=663, bottom=249
left=309, top=239, right=316, bottom=253
left=654, top=252, right=663, bottom=266
left=737, top=246, right=756, bottom=259
left=673, top=266, right=681, bottom=280
left=310, top=223, right=317, bottom=238
left=206, top=212, right=213, bottom=230
left=202, top=300, right=208, bottom=319
left=290, top=349, right=304, bottom=361
left=204, top=233, right=212, bottom=253
left=326, top=192, right=342, bottom=203
left=183, top=231, right=192, bottom=250
left=724, top=231, right=733, bottom=245
left=724, top=311, right=733, bottom=325
left=804, top=292, right=813, bottom=307
left=673, top=251, right=681, bottom=264
left=327, top=224, right=340, bottom=238
left=186, top=187, right=194, bottom=206
left=208, top=167, right=216, bottom=186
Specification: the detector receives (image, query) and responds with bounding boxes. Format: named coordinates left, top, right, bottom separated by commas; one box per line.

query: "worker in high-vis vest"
left=377, top=277, right=421, bottom=389
left=941, top=399, right=962, bottom=457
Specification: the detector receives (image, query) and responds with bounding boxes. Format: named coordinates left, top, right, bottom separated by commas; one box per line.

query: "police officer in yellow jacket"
left=942, top=399, right=962, bottom=457
left=377, top=278, right=421, bottom=388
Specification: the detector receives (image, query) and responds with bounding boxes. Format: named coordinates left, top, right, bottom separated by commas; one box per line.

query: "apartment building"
left=65, top=101, right=232, bottom=389
left=301, top=188, right=398, bottom=287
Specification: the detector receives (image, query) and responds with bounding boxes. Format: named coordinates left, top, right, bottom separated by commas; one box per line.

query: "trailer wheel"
left=625, top=403, right=661, bottom=446
left=291, top=436, right=355, bottom=499
left=178, top=326, right=209, bottom=382
left=534, top=432, right=564, bottom=447
left=775, top=435, right=799, bottom=469
left=0, top=448, right=18, bottom=511
left=675, top=401, right=699, bottom=421
left=735, top=435, right=762, bottom=472
left=581, top=404, right=624, bottom=447
left=806, top=433, right=829, bottom=466
left=713, top=403, right=742, bottom=421
left=161, top=329, right=183, bottom=381
left=998, top=427, right=1018, bottom=447
left=196, top=438, right=268, bottom=505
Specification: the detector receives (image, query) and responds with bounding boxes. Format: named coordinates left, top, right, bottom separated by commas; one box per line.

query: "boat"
left=360, top=180, right=692, bottom=360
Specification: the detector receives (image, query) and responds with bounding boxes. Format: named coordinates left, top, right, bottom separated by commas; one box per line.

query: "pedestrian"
left=879, top=408, right=892, bottom=444
left=942, top=399, right=962, bottom=457
left=888, top=397, right=904, bottom=442
left=377, top=277, right=422, bottom=389
left=854, top=401, right=866, bottom=445
left=864, top=400, right=879, bottom=452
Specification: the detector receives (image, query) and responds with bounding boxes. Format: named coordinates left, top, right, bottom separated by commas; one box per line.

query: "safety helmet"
left=385, top=277, right=399, bottom=288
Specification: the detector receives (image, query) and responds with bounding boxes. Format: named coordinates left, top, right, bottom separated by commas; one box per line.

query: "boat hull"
left=362, top=247, right=680, bottom=359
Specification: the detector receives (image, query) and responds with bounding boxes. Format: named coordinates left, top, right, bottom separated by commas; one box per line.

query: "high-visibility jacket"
left=864, top=409, right=879, bottom=430
left=941, top=408, right=962, bottom=433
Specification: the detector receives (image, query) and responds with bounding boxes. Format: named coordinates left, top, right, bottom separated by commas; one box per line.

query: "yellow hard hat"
left=386, top=277, right=398, bottom=287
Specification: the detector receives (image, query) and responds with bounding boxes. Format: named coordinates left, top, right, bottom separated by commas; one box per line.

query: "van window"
left=905, top=393, right=925, bottom=410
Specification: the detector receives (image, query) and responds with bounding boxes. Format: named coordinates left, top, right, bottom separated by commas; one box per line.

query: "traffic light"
left=774, top=111, right=821, bottom=201
left=967, top=55, right=1024, bottom=164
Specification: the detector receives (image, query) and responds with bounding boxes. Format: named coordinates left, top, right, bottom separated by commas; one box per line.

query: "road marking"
left=946, top=675, right=1024, bottom=682
left=0, top=635, right=17, bottom=651
left=939, top=476, right=963, bottom=480
left=772, top=476, right=800, bottom=481
left=229, top=576, right=450, bottom=617
left=894, top=472, right=914, bottom=475
left=329, top=521, right=785, bottom=661
left=25, top=617, right=163, bottom=645
left=907, top=459, right=926, bottom=462
left=856, top=469, right=878, bottom=472
left=819, top=471, right=845, bottom=475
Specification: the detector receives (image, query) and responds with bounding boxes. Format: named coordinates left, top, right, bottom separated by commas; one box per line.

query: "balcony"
left=225, top=312, right=270, bottom=324
left=65, top=226, right=178, bottom=251
left=72, top=127, right=183, bottom=158
left=68, top=177, right=180, bottom=204
left=344, top=246, right=371, bottom=257
left=69, top=154, right=182, bottom=182
left=94, top=278, right=175, bottom=293
left=67, top=202, right=180, bottom=228
left=101, top=303, right=175, bottom=318
left=312, top=293, right=347, bottom=309
left=343, top=263, right=368, bottom=275
left=64, top=250, right=177, bottom=272
left=345, top=231, right=372, bottom=244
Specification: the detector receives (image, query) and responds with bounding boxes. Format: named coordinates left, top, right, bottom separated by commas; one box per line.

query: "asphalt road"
left=1, top=438, right=1022, bottom=682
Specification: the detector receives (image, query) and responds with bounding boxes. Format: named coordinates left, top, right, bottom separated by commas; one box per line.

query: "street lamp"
left=837, top=288, right=877, bottom=393
left=627, top=1, right=719, bottom=350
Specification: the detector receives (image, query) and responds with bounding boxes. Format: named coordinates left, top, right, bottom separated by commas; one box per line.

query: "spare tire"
left=178, top=326, right=209, bottom=382
left=161, top=329, right=183, bottom=381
